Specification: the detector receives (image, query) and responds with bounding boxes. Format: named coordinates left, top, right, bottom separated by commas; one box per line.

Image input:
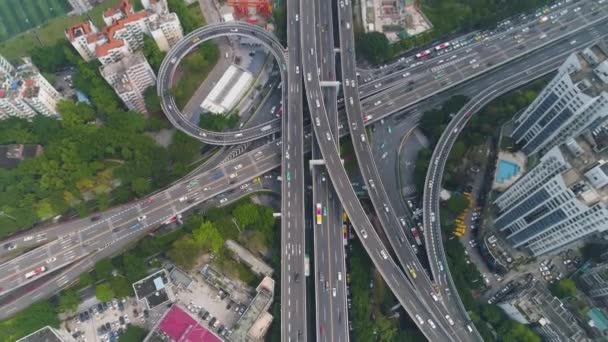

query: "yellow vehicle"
left=406, top=265, right=417, bottom=278
left=453, top=231, right=464, bottom=237
left=343, top=211, right=348, bottom=223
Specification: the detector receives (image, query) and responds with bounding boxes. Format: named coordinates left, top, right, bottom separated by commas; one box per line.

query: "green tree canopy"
left=58, top=289, right=80, bottom=313
left=193, top=221, right=224, bottom=255
left=446, top=193, right=469, bottom=215
left=118, top=325, right=148, bottom=342
left=168, top=236, right=201, bottom=269
left=355, top=32, right=391, bottom=64
left=232, top=202, right=260, bottom=228
left=95, top=259, right=114, bottom=280
left=95, top=282, right=115, bottom=302
left=550, top=278, right=577, bottom=299
left=122, top=253, right=147, bottom=283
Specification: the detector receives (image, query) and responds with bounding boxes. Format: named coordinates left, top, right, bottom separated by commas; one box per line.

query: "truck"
left=261, top=125, right=272, bottom=132
left=25, top=266, right=46, bottom=279
left=343, top=225, right=348, bottom=245
left=316, top=203, right=322, bottom=225
left=411, top=228, right=422, bottom=246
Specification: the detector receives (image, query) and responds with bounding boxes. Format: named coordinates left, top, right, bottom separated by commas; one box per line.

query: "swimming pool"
left=496, top=160, right=520, bottom=184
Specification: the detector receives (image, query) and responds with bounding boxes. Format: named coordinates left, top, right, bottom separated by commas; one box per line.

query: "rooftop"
left=65, top=21, right=95, bottom=41
left=16, top=326, right=63, bottom=342
left=152, top=305, right=221, bottom=342
left=133, top=270, right=169, bottom=300
left=569, top=44, right=608, bottom=98
left=230, top=276, right=275, bottom=341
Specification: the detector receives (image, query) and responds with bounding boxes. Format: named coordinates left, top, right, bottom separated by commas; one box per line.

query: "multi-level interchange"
left=2, top=0, right=608, bottom=340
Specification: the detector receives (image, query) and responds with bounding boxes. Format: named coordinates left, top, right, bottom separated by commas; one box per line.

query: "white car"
left=374, top=83, right=382, bottom=88
left=445, top=315, right=454, bottom=326
left=345, top=79, right=350, bottom=87
left=374, top=100, right=382, bottom=106
left=307, top=73, right=312, bottom=81
left=46, top=257, right=56, bottom=264
left=427, top=319, right=436, bottom=329
left=332, top=288, right=337, bottom=297
left=219, top=198, right=228, bottom=204
left=295, top=66, right=299, bottom=74
left=415, top=314, right=424, bottom=325
left=295, top=14, right=299, bottom=21
left=229, top=173, right=238, bottom=179
left=369, top=179, right=375, bottom=188
left=431, top=292, right=439, bottom=301
left=326, top=132, right=331, bottom=141
left=179, top=196, right=188, bottom=202
left=402, top=72, right=410, bottom=78
left=234, top=164, right=243, bottom=170
left=360, top=230, right=368, bottom=239
left=338, top=272, right=342, bottom=281
left=315, top=117, right=320, bottom=126
left=137, top=215, right=147, bottom=222
left=380, top=250, right=388, bottom=259
left=360, top=134, right=366, bottom=142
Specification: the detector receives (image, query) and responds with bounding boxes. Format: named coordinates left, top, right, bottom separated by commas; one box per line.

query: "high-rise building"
left=67, top=0, right=93, bottom=15
left=100, top=52, right=156, bottom=113
left=497, top=279, right=588, bottom=341
left=0, top=59, right=63, bottom=120
left=511, top=44, right=608, bottom=156
left=65, top=21, right=100, bottom=62
left=494, top=138, right=608, bottom=256
left=0, top=55, right=16, bottom=80
left=148, top=13, right=184, bottom=52
left=579, top=262, right=608, bottom=305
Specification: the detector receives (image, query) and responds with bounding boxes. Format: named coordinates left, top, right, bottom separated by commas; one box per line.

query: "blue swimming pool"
left=496, top=160, right=520, bottom=184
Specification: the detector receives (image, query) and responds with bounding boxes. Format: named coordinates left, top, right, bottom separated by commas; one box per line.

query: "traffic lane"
left=305, top=7, right=451, bottom=341
left=360, top=0, right=605, bottom=85
left=337, top=5, right=470, bottom=339
left=360, top=11, right=608, bottom=107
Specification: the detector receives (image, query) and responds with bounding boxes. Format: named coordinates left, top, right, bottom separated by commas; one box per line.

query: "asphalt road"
left=280, top=0, right=307, bottom=339
left=311, top=0, right=349, bottom=340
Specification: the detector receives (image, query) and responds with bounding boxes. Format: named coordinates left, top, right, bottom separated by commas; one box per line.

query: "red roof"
left=95, top=38, right=125, bottom=57
left=66, top=21, right=93, bottom=40
left=104, top=0, right=133, bottom=18
left=158, top=306, right=222, bottom=342
left=25, top=79, right=34, bottom=87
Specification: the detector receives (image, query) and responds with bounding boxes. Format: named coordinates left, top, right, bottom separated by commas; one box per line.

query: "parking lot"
left=66, top=297, right=149, bottom=342
left=173, top=274, right=247, bottom=334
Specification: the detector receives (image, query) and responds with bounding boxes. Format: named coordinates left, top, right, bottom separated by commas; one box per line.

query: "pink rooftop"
left=158, top=305, right=221, bottom=342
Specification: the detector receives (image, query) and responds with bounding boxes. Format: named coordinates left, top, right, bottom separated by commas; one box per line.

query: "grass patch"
left=0, top=0, right=122, bottom=61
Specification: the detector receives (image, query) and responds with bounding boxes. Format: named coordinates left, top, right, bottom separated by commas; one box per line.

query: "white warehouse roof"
left=201, top=64, right=253, bottom=114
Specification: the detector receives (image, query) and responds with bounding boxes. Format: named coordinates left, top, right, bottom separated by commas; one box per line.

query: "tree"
left=58, top=289, right=80, bottom=313
left=79, top=272, right=95, bottom=288
left=122, top=253, right=147, bottom=282
left=95, top=282, right=115, bottom=302
left=118, top=325, right=148, bottom=342
left=143, top=87, right=161, bottom=114
left=233, top=202, right=260, bottom=228
left=481, top=304, right=503, bottom=325
left=355, top=32, right=391, bottom=64
left=551, top=278, right=577, bottom=299
left=29, top=42, right=72, bottom=73
left=131, top=177, right=151, bottom=197
left=168, top=236, right=201, bottom=269
left=167, top=0, right=202, bottom=33
left=142, top=36, right=165, bottom=72
left=193, top=221, right=224, bottom=255
left=110, top=277, right=134, bottom=298
left=0, top=301, right=59, bottom=341
left=446, top=193, right=469, bottom=215
left=57, top=100, right=95, bottom=128
left=375, top=315, right=398, bottom=342
left=95, top=259, right=114, bottom=280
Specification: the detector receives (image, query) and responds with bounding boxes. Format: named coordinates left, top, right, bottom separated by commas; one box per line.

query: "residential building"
left=67, top=0, right=93, bottom=15
left=0, top=61, right=63, bottom=120
left=65, top=20, right=100, bottom=62
left=579, top=262, right=608, bottom=304
left=497, top=279, right=589, bottom=341
left=494, top=137, right=608, bottom=256
left=66, top=0, right=183, bottom=64
left=511, top=44, right=608, bottom=156
left=17, top=326, right=64, bottom=342
left=100, top=52, right=156, bottom=113
left=230, top=276, right=275, bottom=341
left=0, top=55, right=15, bottom=80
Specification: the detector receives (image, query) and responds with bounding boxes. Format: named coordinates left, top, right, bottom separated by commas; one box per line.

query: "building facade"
left=579, top=263, right=608, bottom=304
left=497, top=279, right=589, bottom=341
left=511, top=44, right=608, bottom=156
left=494, top=139, right=608, bottom=256
left=100, top=52, right=156, bottom=113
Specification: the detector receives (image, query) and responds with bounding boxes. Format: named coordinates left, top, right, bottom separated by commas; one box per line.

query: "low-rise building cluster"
left=65, top=0, right=184, bottom=113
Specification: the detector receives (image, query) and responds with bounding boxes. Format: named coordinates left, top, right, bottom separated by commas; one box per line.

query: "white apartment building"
left=0, top=55, right=15, bottom=80
left=100, top=52, right=156, bottom=113
left=494, top=138, right=608, bottom=256
left=511, top=44, right=608, bottom=156
left=67, top=0, right=93, bottom=14
left=66, top=0, right=182, bottom=64
left=22, top=74, right=63, bottom=117
left=149, top=13, right=184, bottom=52
left=65, top=20, right=100, bottom=62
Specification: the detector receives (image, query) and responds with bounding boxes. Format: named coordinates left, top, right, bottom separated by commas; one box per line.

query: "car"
left=360, top=230, right=368, bottom=239
left=415, top=314, right=424, bottom=325
left=360, top=133, right=366, bottom=142
left=220, top=198, right=228, bottom=204
left=369, top=179, right=375, bottom=188
left=374, top=100, right=382, bottom=106
left=332, top=288, right=337, bottom=297
left=179, top=196, right=188, bottom=202
left=137, top=215, right=147, bottom=222
left=326, top=132, right=331, bottom=141
left=229, top=173, right=237, bottom=179
left=307, top=73, right=311, bottom=81
left=374, top=83, right=382, bottom=88
left=295, top=66, right=299, bottom=73
left=402, top=72, right=410, bottom=78
left=431, top=292, right=439, bottom=301
left=295, top=14, right=299, bottom=21
left=383, top=203, right=389, bottom=212
left=119, top=316, right=125, bottom=325
left=234, top=164, right=243, bottom=170
left=380, top=250, right=388, bottom=259
left=399, top=218, right=406, bottom=226
left=427, top=319, right=436, bottom=329
left=445, top=315, right=454, bottom=325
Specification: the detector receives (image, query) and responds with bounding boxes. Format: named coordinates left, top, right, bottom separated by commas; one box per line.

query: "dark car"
left=119, top=316, right=125, bottom=325
left=91, top=215, right=101, bottom=222
left=83, top=311, right=90, bottom=321
left=106, top=322, right=111, bottom=330
left=202, top=311, right=210, bottom=321
left=118, top=301, right=124, bottom=311
left=143, top=309, right=149, bottom=318
left=97, top=303, right=103, bottom=313
left=209, top=317, right=217, bottom=327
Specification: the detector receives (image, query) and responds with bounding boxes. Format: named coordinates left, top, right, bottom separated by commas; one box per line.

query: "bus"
left=25, top=266, right=46, bottom=279
left=316, top=203, right=323, bottom=225
left=415, top=49, right=431, bottom=58
left=435, top=42, right=451, bottom=51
